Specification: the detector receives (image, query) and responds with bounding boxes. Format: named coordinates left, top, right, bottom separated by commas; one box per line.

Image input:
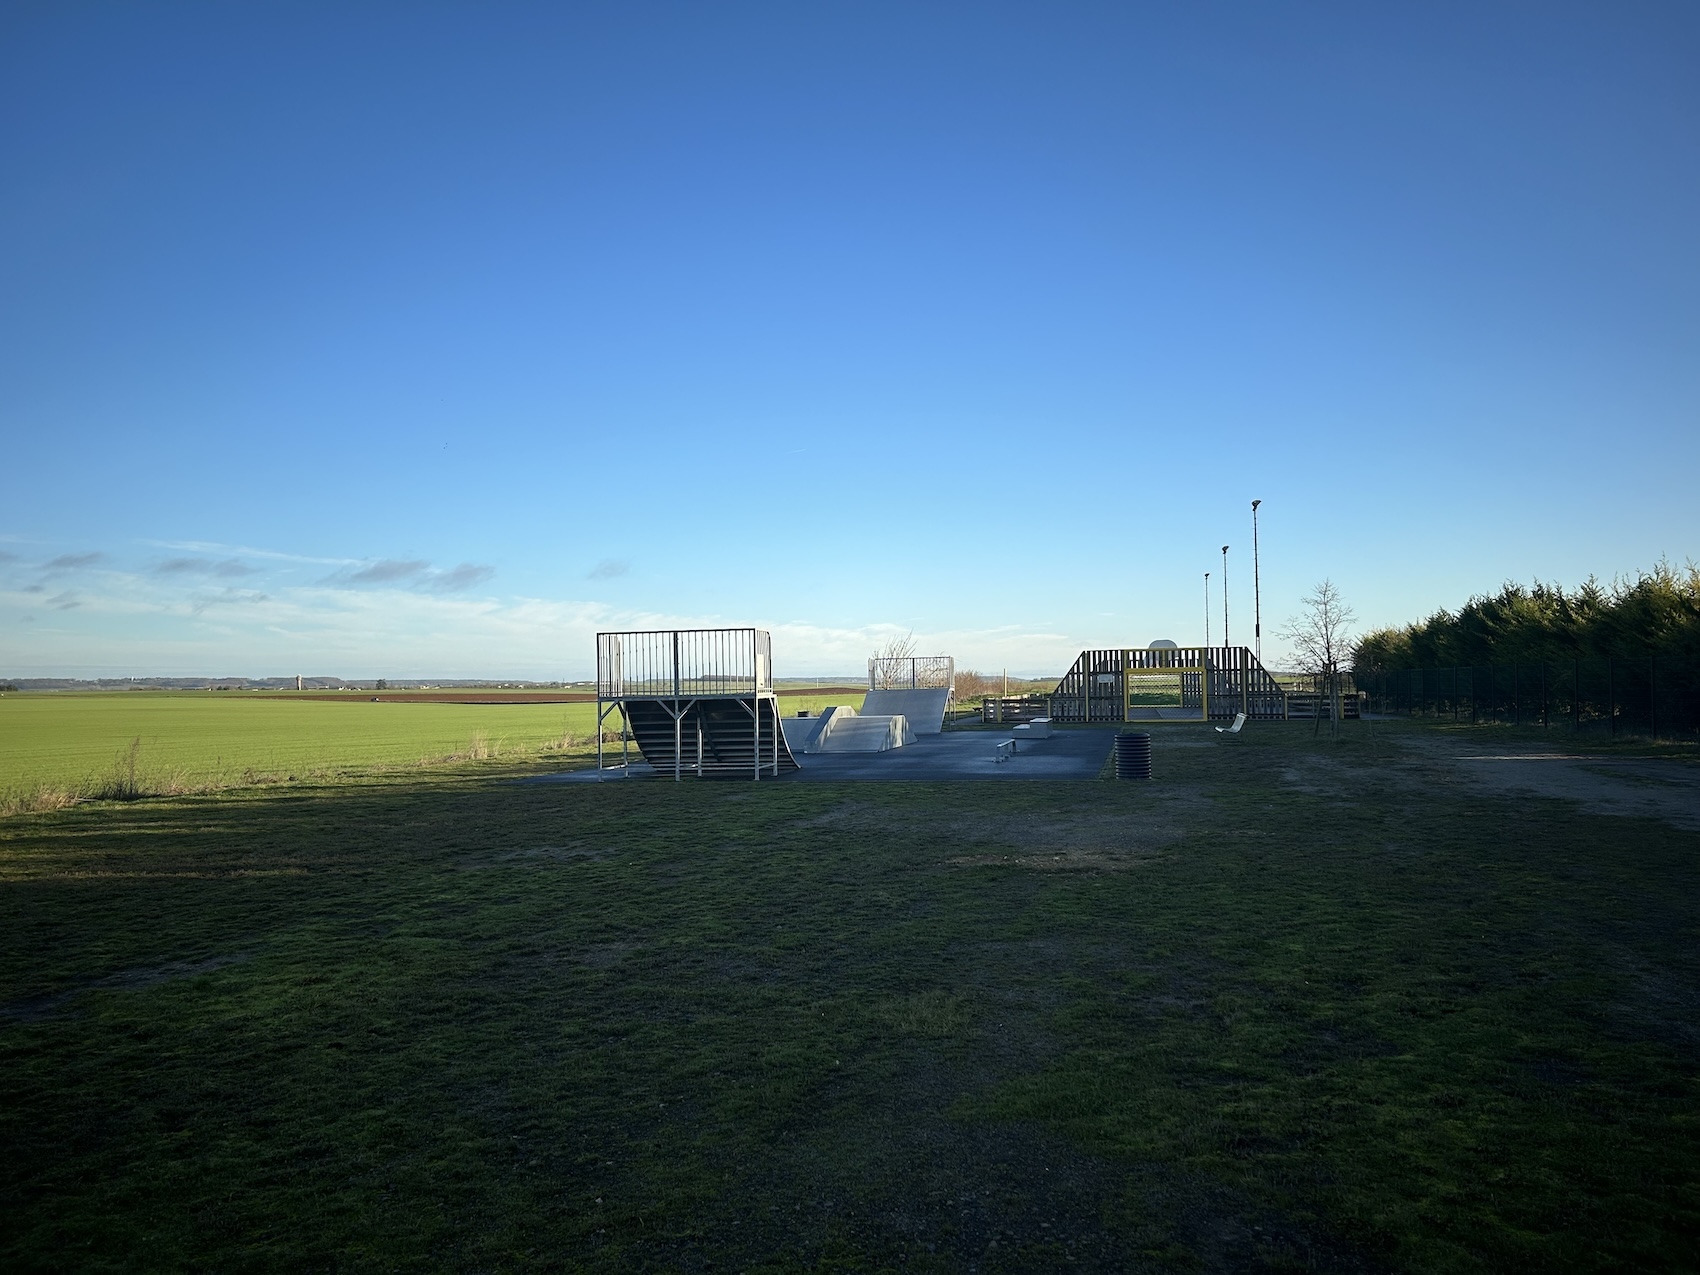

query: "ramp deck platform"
left=597, top=628, right=799, bottom=780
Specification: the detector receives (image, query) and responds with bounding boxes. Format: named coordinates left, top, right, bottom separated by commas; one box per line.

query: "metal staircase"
left=596, top=628, right=799, bottom=780
left=618, top=696, right=799, bottom=777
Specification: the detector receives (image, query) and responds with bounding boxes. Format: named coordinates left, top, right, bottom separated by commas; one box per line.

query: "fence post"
left=1470, top=666, right=1477, bottom=723
left=1573, top=657, right=1580, bottom=732
left=1453, top=666, right=1459, bottom=721
left=1608, top=657, right=1615, bottom=737
left=1650, top=651, right=1656, bottom=741
left=1514, top=660, right=1521, bottom=727
left=1541, top=661, right=1548, bottom=729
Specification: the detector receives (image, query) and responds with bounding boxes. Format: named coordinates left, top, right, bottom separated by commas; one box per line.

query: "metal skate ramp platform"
left=525, top=728, right=1115, bottom=783
left=784, top=728, right=1110, bottom=780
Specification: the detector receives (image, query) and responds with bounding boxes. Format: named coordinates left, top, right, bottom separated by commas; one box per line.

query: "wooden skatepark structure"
left=1049, top=645, right=1289, bottom=723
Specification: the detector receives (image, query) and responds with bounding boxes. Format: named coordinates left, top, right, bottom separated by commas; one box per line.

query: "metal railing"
left=596, top=629, right=774, bottom=699
left=869, top=655, right=955, bottom=691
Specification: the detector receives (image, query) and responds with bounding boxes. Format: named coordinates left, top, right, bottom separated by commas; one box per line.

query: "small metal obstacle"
left=1114, top=731, right=1152, bottom=781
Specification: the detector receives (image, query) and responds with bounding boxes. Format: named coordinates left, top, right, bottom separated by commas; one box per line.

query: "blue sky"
left=3, top=2, right=1696, bottom=679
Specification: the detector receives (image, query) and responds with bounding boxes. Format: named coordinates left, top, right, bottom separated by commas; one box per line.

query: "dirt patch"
left=576, top=942, right=640, bottom=969
left=1, top=954, right=250, bottom=1024
left=498, top=844, right=616, bottom=862
left=1397, top=738, right=1700, bottom=830
left=947, top=848, right=1163, bottom=873
left=460, top=843, right=618, bottom=869
left=1278, top=754, right=1359, bottom=799
left=800, top=801, right=1184, bottom=855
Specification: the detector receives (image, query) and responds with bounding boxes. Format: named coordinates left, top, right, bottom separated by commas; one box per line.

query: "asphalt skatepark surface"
left=526, top=728, right=1120, bottom=783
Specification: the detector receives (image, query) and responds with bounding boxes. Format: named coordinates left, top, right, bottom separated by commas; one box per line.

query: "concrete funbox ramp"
left=858, top=687, right=950, bottom=734
left=780, top=705, right=917, bottom=754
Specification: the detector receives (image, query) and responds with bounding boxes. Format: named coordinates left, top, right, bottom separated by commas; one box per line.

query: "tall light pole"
left=1203, top=572, right=1211, bottom=650
left=1221, top=546, right=1230, bottom=647
left=1251, top=499, right=1263, bottom=663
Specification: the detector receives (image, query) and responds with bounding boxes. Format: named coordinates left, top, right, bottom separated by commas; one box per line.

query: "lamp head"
left=1222, top=545, right=1229, bottom=554
left=1251, top=499, right=1261, bottom=510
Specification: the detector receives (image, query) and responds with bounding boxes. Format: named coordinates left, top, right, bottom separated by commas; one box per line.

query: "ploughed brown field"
left=253, top=687, right=868, bottom=705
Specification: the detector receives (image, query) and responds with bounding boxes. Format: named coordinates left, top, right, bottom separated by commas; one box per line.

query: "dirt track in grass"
left=1394, top=732, right=1700, bottom=830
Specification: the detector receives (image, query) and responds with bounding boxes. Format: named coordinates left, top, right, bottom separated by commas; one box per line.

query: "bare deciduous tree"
left=1280, top=579, right=1356, bottom=735
left=874, top=630, right=916, bottom=662
left=869, top=630, right=917, bottom=689
left=1281, top=580, right=1355, bottom=676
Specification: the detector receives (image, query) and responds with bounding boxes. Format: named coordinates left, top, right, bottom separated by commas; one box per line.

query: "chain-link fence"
left=1358, top=656, right=1700, bottom=741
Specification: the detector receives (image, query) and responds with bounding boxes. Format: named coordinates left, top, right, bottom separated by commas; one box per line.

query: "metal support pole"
left=1608, top=657, right=1615, bottom=736
left=1573, top=657, right=1580, bottom=732
left=1251, top=499, right=1262, bottom=663
left=1221, top=546, right=1230, bottom=647
left=1541, top=662, right=1548, bottom=729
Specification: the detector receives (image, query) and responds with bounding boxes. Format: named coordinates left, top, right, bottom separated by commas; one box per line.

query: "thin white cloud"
left=318, top=559, right=497, bottom=592
left=588, top=559, right=629, bottom=580
left=343, top=559, right=430, bottom=586
left=43, top=552, right=105, bottom=571
left=142, top=539, right=355, bottom=566
left=0, top=550, right=1081, bottom=677
left=188, top=589, right=271, bottom=616
left=432, top=563, right=495, bottom=592
left=156, top=557, right=257, bottom=578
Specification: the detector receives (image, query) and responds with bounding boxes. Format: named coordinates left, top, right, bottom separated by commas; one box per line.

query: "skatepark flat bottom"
left=525, top=729, right=1117, bottom=783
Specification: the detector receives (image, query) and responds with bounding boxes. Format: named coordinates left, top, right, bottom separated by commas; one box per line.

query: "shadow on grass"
left=0, top=722, right=1695, bottom=1271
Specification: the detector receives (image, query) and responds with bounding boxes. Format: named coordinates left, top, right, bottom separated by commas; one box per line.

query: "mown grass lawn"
left=1, top=721, right=1695, bottom=1271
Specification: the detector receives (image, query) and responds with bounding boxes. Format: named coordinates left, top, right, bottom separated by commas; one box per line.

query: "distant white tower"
left=295, top=674, right=303, bottom=691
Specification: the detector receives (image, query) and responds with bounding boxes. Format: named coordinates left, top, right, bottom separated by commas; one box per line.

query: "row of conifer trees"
left=1351, top=560, right=1700, bottom=674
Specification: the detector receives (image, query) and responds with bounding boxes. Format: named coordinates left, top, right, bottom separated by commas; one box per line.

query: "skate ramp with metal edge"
left=809, top=707, right=916, bottom=753
left=524, top=725, right=1117, bottom=783
left=858, top=687, right=951, bottom=734
left=619, top=697, right=798, bottom=777
left=779, top=712, right=829, bottom=755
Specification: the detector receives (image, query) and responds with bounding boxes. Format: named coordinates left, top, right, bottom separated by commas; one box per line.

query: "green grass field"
left=0, top=692, right=868, bottom=810
left=1, top=715, right=1696, bottom=1270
